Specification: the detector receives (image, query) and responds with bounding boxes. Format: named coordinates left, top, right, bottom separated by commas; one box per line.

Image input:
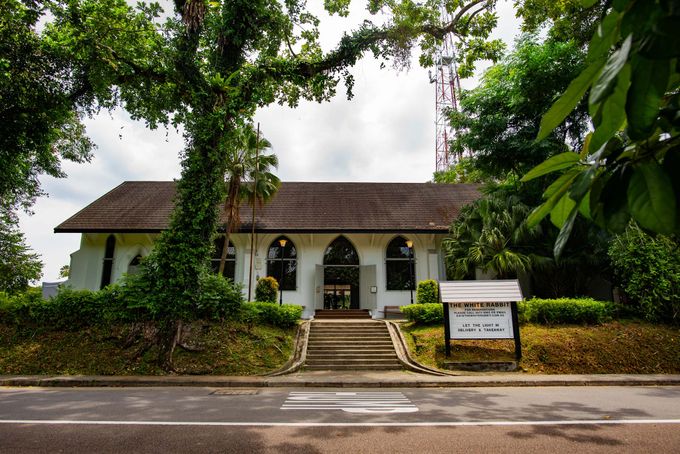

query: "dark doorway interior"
left=323, top=267, right=359, bottom=309
left=323, top=236, right=360, bottom=310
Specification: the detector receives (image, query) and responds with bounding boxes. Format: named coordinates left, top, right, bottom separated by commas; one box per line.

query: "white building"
left=56, top=181, right=479, bottom=318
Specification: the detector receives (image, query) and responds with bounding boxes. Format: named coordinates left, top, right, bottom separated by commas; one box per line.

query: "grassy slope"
left=0, top=321, right=295, bottom=376
left=402, top=321, right=680, bottom=374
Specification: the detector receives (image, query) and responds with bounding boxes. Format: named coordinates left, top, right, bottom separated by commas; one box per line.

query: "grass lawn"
left=0, top=321, right=295, bottom=376
left=401, top=320, right=680, bottom=374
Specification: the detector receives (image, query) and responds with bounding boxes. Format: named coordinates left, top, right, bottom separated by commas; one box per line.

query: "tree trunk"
left=218, top=178, right=241, bottom=275
left=157, top=318, right=183, bottom=372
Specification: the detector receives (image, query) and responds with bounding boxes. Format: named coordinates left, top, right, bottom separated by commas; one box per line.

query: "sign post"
left=440, top=280, right=523, bottom=361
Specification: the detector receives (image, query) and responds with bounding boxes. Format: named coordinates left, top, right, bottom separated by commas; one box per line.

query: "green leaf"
left=590, top=34, right=632, bottom=105
left=579, top=0, right=598, bottom=7
left=587, top=11, right=620, bottom=63
left=545, top=169, right=582, bottom=198
left=521, top=152, right=580, bottom=182
left=626, top=57, right=670, bottom=140
left=589, top=63, right=630, bottom=153
left=570, top=166, right=597, bottom=201
left=600, top=169, right=632, bottom=233
left=551, top=192, right=577, bottom=228
left=526, top=170, right=580, bottom=227
left=578, top=191, right=591, bottom=219
left=628, top=160, right=677, bottom=234
left=554, top=206, right=579, bottom=261
left=537, top=60, right=605, bottom=141
left=639, top=17, right=680, bottom=59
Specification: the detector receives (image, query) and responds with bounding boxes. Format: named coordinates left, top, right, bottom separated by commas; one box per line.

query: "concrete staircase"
left=304, top=320, right=402, bottom=370
left=313, top=309, right=371, bottom=319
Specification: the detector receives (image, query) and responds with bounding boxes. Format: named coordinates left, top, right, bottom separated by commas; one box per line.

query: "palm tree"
left=217, top=124, right=280, bottom=275
left=444, top=191, right=548, bottom=280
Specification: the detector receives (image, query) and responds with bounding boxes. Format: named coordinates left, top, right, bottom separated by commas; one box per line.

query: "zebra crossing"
left=281, top=392, right=419, bottom=413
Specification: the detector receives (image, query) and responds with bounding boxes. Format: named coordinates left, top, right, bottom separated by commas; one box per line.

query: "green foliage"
left=416, top=280, right=439, bottom=305
left=432, top=158, right=489, bottom=184
left=515, top=0, right=607, bottom=46
left=524, top=0, right=680, bottom=259
left=444, top=188, right=545, bottom=280
left=0, top=272, right=244, bottom=328
left=0, top=0, right=93, bottom=215
left=518, top=297, right=614, bottom=325
left=255, top=276, right=279, bottom=303
left=400, top=303, right=443, bottom=325
left=449, top=36, right=589, bottom=178
left=241, top=302, right=302, bottom=328
left=195, top=274, right=244, bottom=321
left=0, top=217, right=42, bottom=294
left=608, top=225, right=680, bottom=323
left=217, top=124, right=280, bottom=274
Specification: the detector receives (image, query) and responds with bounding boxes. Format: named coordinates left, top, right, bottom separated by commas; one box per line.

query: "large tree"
left=0, top=216, right=42, bottom=294
left=448, top=36, right=590, bottom=179
left=0, top=0, right=93, bottom=216
left=18, top=0, right=505, bottom=369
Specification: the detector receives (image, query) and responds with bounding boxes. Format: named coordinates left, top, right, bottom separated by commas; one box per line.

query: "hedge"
left=400, top=303, right=443, bottom=324
left=241, top=302, right=302, bottom=327
left=518, top=298, right=614, bottom=325
left=399, top=298, right=616, bottom=326
left=255, top=276, right=279, bottom=303
left=0, top=273, right=245, bottom=328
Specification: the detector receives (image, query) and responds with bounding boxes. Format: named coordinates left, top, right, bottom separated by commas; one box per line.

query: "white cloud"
left=19, top=1, right=520, bottom=282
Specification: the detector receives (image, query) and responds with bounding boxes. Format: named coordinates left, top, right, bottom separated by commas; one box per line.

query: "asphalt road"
left=1, top=386, right=679, bottom=453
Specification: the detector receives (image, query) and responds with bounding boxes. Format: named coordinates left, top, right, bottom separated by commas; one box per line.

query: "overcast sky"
left=19, top=1, right=521, bottom=282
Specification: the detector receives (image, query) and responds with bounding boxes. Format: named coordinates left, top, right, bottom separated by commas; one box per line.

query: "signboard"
left=448, top=301, right=513, bottom=339
left=439, top=280, right=523, bottom=360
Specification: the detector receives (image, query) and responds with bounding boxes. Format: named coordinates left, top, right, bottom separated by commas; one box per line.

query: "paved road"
left=1, top=386, right=679, bottom=452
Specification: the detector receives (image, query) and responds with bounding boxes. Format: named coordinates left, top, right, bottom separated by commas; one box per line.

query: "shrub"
left=400, top=303, right=443, bottom=324
left=242, top=302, right=302, bottom=327
left=416, top=280, right=439, bottom=304
left=518, top=298, right=614, bottom=325
left=255, top=277, right=279, bottom=303
left=608, top=225, right=680, bottom=324
left=0, top=287, right=47, bottom=325
left=196, top=274, right=244, bottom=320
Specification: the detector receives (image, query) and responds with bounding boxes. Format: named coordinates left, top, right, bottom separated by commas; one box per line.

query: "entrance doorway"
left=323, top=236, right=360, bottom=310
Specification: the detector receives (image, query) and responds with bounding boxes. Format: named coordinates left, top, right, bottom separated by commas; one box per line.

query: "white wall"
left=66, top=232, right=446, bottom=318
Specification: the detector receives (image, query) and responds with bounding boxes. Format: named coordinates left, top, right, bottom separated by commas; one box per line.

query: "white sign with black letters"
left=448, top=301, right=514, bottom=339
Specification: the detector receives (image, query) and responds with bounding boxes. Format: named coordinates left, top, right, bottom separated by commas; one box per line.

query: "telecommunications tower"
left=430, top=4, right=463, bottom=173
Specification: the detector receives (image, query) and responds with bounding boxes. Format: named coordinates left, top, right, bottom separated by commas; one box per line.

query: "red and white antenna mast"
left=431, top=4, right=462, bottom=173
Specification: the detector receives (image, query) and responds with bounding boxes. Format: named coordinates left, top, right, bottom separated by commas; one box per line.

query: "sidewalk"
left=2, top=371, right=679, bottom=388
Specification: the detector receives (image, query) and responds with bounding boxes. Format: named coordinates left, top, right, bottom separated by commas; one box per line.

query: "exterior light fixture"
left=405, top=239, right=414, bottom=304
left=278, top=238, right=287, bottom=305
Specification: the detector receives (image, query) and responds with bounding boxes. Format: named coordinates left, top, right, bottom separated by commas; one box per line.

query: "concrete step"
left=304, top=364, right=402, bottom=371
left=305, top=358, right=400, bottom=365
left=307, top=347, right=396, bottom=353
left=306, top=353, right=398, bottom=359
left=308, top=334, right=391, bottom=340
left=308, top=341, right=392, bottom=346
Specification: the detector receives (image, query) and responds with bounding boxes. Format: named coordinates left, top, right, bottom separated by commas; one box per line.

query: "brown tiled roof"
left=55, top=181, right=480, bottom=233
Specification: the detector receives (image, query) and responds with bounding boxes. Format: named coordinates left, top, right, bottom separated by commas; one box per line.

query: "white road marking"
left=1, top=419, right=680, bottom=427
left=281, top=391, right=419, bottom=413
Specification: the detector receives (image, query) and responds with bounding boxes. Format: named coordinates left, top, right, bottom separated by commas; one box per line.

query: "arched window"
left=211, top=237, right=236, bottom=280
left=266, top=236, right=297, bottom=290
left=127, top=254, right=142, bottom=275
left=100, top=235, right=116, bottom=289
left=323, top=236, right=359, bottom=266
left=386, top=236, right=415, bottom=291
